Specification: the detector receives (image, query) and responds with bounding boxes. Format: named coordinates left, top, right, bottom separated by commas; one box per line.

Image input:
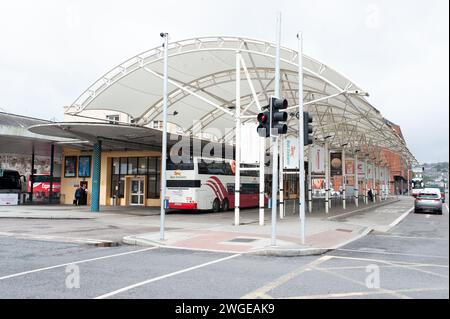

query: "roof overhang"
left=57, top=36, right=415, bottom=164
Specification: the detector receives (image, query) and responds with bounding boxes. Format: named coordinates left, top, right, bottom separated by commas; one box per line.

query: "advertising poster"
left=78, top=156, right=91, bottom=177
left=357, top=161, right=365, bottom=178
left=345, top=159, right=355, bottom=175
left=346, top=176, right=355, bottom=186
left=283, top=137, right=299, bottom=169
left=367, top=164, right=373, bottom=179
left=240, top=122, right=260, bottom=164
left=64, top=156, right=77, bottom=177
left=330, top=152, right=342, bottom=176
left=310, top=145, right=325, bottom=175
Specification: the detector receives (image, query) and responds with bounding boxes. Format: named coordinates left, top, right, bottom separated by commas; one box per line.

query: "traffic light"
left=270, top=97, right=288, bottom=135
left=303, top=111, right=313, bottom=145
left=256, top=111, right=270, bottom=137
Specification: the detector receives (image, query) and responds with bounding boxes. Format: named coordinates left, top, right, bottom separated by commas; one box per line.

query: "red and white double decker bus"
left=166, top=157, right=265, bottom=212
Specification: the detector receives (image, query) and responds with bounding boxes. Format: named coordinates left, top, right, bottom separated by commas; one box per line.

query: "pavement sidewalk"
left=0, top=196, right=414, bottom=256
left=123, top=196, right=414, bottom=256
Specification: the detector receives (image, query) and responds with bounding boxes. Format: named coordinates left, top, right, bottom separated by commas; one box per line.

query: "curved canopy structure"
left=64, top=36, right=416, bottom=165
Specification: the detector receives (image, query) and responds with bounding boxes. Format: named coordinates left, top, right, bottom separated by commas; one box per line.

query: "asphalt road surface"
left=0, top=203, right=448, bottom=299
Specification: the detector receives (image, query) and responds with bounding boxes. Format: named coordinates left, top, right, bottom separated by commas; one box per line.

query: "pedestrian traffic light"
left=257, top=111, right=270, bottom=137
left=303, top=111, right=313, bottom=145
left=270, top=97, right=288, bottom=135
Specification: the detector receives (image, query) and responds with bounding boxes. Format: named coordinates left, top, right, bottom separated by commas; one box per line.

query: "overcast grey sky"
left=0, top=0, right=448, bottom=163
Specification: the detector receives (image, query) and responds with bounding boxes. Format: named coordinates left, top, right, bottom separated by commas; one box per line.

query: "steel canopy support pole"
left=271, top=11, right=281, bottom=246
left=259, top=136, right=265, bottom=226
left=308, top=146, right=313, bottom=213
left=91, top=140, right=102, bottom=212
left=407, top=161, right=411, bottom=196
left=30, top=145, right=35, bottom=203
left=384, top=166, right=389, bottom=199
left=279, top=137, right=284, bottom=219
left=235, top=51, right=241, bottom=227
left=49, top=144, right=54, bottom=204
left=342, top=148, right=346, bottom=210
left=373, top=162, right=376, bottom=203
left=354, top=155, right=359, bottom=207
left=365, top=157, right=369, bottom=204
left=159, top=33, right=169, bottom=240
left=325, top=142, right=330, bottom=214
left=297, top=31, right=306, bottom=244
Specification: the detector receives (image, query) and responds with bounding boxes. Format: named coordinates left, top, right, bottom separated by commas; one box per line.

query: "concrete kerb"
left=384, top=206, right=414, bottom=232
left=248, top=226, right=373, bottom=257
left=122, top=235, right=247, bottom=254
left=121, top=199, right=412, bottom=257
left=0, top=231, right=119, bottom=247
left=325, top=198, right=400, bottom=221
left=0, top=216, right=95, bottom=220
left=122, top=234, right=330, bottom=256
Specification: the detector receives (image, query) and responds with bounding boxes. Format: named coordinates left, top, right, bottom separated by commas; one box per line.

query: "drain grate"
left=228, top=237, right=258, bottom=243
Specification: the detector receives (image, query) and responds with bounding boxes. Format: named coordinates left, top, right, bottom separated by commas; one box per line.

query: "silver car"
left=414, top=188, right=443, bottom=215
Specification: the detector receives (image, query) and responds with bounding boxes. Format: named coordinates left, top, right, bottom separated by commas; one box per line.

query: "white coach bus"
left=166, top=157, right=265, bottom=212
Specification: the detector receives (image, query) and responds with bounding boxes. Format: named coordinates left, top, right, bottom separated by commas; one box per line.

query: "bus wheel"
left=212, top=198, right=220, bottom=212
left=221, top=199, right=229, bottom=212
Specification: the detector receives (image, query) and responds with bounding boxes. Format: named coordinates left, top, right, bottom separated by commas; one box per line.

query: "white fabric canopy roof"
left=65, top=36, right=416, bottom=165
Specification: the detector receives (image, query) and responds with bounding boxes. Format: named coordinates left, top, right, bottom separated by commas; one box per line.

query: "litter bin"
left=112, top=195, right=117, bottom=206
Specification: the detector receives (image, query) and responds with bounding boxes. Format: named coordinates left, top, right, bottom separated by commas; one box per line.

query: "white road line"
left=336, top=248, right=449, bottom=260
left=388, top=207, right=414, bottom=229
left=328, top=255, right=449, bottom=279
left=374, top=234, right=448, bottom=241
left=316, top=263, right=449, bottom=271
left=426, top=214, right=431, bottom=219
left=0, top=247, right=158, bottom=281
left=241, top=255, right=333, bottom=299
left=94, top=253, right=242, bottom=299
left=311, top=265, right=411, bottom=299
left=328, top=254, right=447, bottom=267
left=284, top=287, right=449, bottom=299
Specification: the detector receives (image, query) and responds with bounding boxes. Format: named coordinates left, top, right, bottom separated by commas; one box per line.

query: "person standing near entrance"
left=80, top=184, right=88, bottom=205
left=74, top=186, right=82, bottom=206
left=368, top=188, right=374, bottom=202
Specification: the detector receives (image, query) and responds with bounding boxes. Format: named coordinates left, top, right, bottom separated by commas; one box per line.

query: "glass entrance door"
left=130, top=179, right=144, bottom=205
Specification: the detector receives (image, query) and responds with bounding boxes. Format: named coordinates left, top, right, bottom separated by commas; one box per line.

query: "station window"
left=106, top=114, right=120, bottom=124
left=110, top=156, right=160, bottom=199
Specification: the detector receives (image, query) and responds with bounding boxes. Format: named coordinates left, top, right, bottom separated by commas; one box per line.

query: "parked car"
left=414, top=188, right=443, bottom=215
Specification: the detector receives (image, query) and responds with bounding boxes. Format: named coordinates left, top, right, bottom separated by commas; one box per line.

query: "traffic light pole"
left=270, top=11, right=282, bottom=246
left=297, top=32, right=306, bottom=245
